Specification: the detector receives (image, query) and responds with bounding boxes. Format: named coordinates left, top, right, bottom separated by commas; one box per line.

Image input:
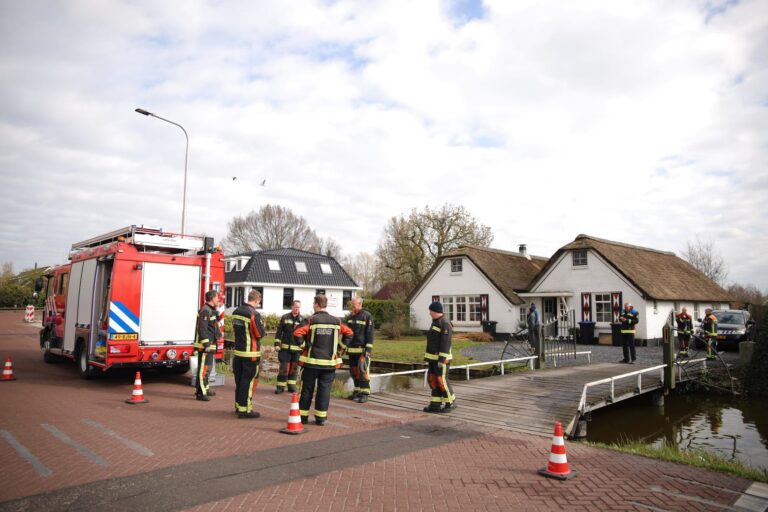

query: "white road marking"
left=81, top=419, right=154, bottom=457
left=0, top=429, right=52, bottom=477
left=41, top=423, right=108, bottom=467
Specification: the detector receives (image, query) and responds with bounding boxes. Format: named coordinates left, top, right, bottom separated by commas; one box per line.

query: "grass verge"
left=587, top=439, right=768, bottom=483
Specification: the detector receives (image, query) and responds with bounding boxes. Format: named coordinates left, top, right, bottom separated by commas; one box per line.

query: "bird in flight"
left=260, top=179, right=266, bottom=186
left=232, top=177, right=237, bottom=181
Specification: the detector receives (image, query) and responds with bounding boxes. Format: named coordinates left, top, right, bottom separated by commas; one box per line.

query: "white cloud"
left=0, top=0, right=766, bottom=290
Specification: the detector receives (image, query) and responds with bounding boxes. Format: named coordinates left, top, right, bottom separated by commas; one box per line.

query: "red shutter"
left=612, top=292, right=622, bottom=322
left=432, top=295, right=440, bottom=303
left=581, top=292, right=591, bottom=322
left=480, top=294, right=489, bottom=321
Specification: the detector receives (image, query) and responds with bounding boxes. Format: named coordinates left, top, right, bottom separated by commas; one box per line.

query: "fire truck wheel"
left=77, top=342, right=97, bottom=380
left=41, top=330, right=59, bottom=364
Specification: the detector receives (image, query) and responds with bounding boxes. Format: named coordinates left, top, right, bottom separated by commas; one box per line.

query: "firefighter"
left=675, top=307, right=693, bottom=356
left=293, top=294, right=353, bottom=426
left=231, top=290, right=265, bottom=418
left=193, top=290, right=221, bottom=401
left=702, top=307, right=718, bottom=360
left=423, top=301, right=455, bottom=413
left=274, top=300, right=305, bottom=394
left=345, top=297, right=374, bottom=403
left=618, top=302, right=639, bottom=364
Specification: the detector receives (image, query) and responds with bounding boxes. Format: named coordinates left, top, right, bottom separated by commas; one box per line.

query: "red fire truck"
left=37, top=225, right=225, bottom=378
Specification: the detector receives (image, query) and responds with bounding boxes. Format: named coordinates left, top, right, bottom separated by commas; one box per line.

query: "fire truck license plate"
left=110, top=333, right=138, bottom=340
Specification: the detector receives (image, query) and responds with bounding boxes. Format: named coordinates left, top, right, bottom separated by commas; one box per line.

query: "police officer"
left=702, top=308, right=718, bottom=360
left=675, top=307, right=693, bottom=356
left=293, top=295, right=353, bottom=426
left=194, top=290, right=221, bottom=401
left=618, top=302, right=639, bottom=364
left=423, top=301, right=455, bottom=413
left=345, top=297, right=374, bottom=403
left=231, top=290, right=265, bottom=418
left=274, top=300, right=305, bottom=394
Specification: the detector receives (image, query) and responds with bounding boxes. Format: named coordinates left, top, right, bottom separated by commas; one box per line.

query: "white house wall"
left=226, top=284, right=352, bottom=318
left=410, top=257, right=517, bottom=333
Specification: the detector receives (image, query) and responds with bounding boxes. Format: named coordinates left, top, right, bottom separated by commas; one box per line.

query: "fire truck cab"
left=39, top=225, right=225, bottom=378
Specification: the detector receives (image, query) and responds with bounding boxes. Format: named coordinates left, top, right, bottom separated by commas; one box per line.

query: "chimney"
left=519, top=244, right=530, bottom=260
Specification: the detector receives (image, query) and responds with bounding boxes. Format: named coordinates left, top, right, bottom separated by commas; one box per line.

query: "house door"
left=542, top=298, right=557, bottom=323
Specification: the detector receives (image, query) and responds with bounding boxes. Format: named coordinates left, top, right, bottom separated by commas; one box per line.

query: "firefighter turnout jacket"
left=675, top=312, right=693, bottom=336
left=425, top=315, right=452, bottom=364
left=703, top=312, right=718, bottom=339
left=194, top=303, right=221, bottom=351
left=293, top=311, right=353, bottom=369
left=232, top=303, right=265, bottom=358
left=275, top=313, right=305, bottom=351
left=345, top=309, right=374, bottom=355
left=619, top=308, right=639, bottom=334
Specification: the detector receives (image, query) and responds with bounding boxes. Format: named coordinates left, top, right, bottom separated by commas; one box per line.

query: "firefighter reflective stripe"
left=346, top=347, right=364, bottom=354
left=315, top=410, right=327, bottom=418
left=193, top=339, right=209, bottom=349
left=620, top=329, right=636, bottom=334
left=430, top=396, right=442, bottom=403
left=365, top=344, right=373, bottom=349
left=233, top=350, right=261, bottom=358
left=431, top=325, right=441, bottom=332
left=349, top=320, right=368, bottom=325
left=299, top=355, right=342, bottom=366
left=424, top=353, right=439, bottom=360
left=438, top=352, right=451, bottom=359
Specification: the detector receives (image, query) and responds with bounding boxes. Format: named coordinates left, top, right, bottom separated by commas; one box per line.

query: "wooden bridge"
left=368, top=358, right=716, bottom=438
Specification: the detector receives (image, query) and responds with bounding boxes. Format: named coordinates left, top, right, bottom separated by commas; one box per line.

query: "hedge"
left=744, top=305, right=768, bottom=396
left=358, top=299, right=410, bottom=328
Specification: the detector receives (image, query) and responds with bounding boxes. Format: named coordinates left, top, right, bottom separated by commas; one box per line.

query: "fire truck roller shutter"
left=139, top=262, right=201, bottom=344
left=63, top=260, right=97, bottom=352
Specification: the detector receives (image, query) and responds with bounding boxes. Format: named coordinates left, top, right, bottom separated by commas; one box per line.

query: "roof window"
left=267, top=259, right=281, bottom=271
left=320, top=263, right=332, bottom=274
left=295, top=261, right=307, bottom=273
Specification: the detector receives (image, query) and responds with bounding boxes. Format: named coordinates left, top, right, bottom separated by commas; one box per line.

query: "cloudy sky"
left=1, top=0, right=766, bottom=289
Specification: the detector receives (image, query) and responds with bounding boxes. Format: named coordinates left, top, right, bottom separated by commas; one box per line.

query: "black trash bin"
left=578, top=321, right=596, bottom=344
left=481, top=320, right=498, bottom=338
left=610, top=322, right=622, bottom=346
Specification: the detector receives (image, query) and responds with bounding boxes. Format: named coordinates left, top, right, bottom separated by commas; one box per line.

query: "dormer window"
left=572, top=250, right=588, bottom=266
left=451, top=258, right=462, bottom=273
left=320, top=263, right=332, bottom=274
left=295, top=261, right=307, bottom=273
left=267, top=259, right=281, bottom=271
left=236, top=259, right=245, bottom=271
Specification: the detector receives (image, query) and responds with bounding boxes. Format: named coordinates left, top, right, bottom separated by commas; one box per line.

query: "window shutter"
left=612, top=292, right=622, bottom=322
left=432, top=295, right=440, bottom=303
left=581, top=293, right=591, bottom=321
left=480, top=294, right=489, bottom=321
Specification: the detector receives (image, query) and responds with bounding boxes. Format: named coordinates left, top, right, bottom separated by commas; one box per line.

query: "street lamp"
left=135, top=108, right=189, bottom=236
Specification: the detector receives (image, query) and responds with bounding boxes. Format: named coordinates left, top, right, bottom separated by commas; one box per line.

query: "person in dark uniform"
left=702, top=308, right=718, bottom=360
left=193, top=290, right=221, bottom=401
left=618, top=302, right=639, bottom=364
left=345, top=297, right=375, bottom=403
left=423, top=301, right=455, bottom=413
left=675, top=307, right=693, bottom=356
left=292, top=295, right=353, bottom=426
left=274, top=300, right=305, bottom=394
left=231, top=290, right=265, bottom=418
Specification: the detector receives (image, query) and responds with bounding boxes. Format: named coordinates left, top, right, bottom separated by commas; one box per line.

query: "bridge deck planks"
left=367, top=362, right=671, bottom=437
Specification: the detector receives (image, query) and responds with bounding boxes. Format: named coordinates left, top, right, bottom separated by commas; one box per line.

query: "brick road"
left=0, top=312, right=764, bottom=511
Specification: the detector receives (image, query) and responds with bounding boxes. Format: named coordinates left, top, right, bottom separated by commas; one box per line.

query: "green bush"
left=0, top=283, right=39, bottom=308
left=223, top=312, right=281, bottom=342
left=362, top=300, right=410, bottom=327
left=744, top=305, right=768, bottom=396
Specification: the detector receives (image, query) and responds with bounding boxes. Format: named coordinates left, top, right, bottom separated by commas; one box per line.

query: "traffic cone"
left=125, top=371, right=149, bottom=404
left=280, top=392, right=305, bottom=435
left=538, top=421, right=576, bottom=480
left=1, top=356, right=16, bottom=381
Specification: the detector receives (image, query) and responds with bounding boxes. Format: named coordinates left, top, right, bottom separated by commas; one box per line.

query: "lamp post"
left=135, top=108, right=189, bottom=236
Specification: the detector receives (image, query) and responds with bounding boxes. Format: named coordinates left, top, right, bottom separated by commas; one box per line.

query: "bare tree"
left=376, top=204, right=494, bottom=287
left=726, top=283, right=766, bottom=306
left=0, top=262, right=13, bottom=283
left=223, top=205, right=322, bottom=254
left=682, top=236, right=729, bottom=285
left=340, top=252, right=381, bottom=295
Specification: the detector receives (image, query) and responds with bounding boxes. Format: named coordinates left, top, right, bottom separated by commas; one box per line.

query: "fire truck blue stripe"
left=112, top=301, right=139, bottom=325
left=0, top=429, right=52, bottom=477
left=109, top=302, right=139, bottom=332
left=108, top=314, right=130, bottom=334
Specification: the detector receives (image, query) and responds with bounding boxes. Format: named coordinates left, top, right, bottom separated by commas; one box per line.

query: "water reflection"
left=587, top=394, right=768, bottom=470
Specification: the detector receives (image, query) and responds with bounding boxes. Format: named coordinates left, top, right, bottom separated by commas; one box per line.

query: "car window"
left=713, top=312, right=744, bottom=325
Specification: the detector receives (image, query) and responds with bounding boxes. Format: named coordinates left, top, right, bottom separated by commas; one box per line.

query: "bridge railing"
left=369, top=355, right=539, bottom=388
left=573, top=364, right=667, bottom=426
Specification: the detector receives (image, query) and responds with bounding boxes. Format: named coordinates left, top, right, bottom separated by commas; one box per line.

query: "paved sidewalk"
left=0, top=312, right=764, bottom=511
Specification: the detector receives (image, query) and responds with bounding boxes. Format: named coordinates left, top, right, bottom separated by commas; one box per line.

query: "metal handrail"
left=575, top=364, right=666, bottom=418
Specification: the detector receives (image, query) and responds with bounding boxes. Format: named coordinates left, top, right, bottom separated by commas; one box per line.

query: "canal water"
left=586, top=393, right=768, bottom=471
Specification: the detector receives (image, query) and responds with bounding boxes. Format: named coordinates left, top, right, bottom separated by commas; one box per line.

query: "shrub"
left=363, top=300, right=411, bottom=328
left=744, top=305, right=768, bottom=396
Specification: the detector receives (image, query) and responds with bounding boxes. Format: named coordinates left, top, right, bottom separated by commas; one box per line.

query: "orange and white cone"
left=125, top=371, right=148, bottom=404
left=1, top=356, right=16, bottom=381
left=280, top=392, right=305, bottom=435
left=538, top=421, right=576, bottom=480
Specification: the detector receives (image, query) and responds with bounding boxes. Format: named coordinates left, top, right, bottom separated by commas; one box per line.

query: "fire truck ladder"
left=70, top=225, right=204, bottom=254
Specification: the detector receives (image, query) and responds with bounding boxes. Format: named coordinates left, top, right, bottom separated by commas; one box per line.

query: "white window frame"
left=267, top=259, right=281, bottom=272
left=519, top=307, right=527, bottom=325
left=441, top=295, right=482, bottom=324
left=450, top=258, right=462, bottom=273
left=320, top=263, right=332, bottom=274
left=295, top=261, right=307, bottom=273
left=594, top=293, right=612, bottom=323
left=572, top=250, right=588, bottom=266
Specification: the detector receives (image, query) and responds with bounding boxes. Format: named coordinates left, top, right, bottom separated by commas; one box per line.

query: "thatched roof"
left=410, top=246, right=548, bottom=305
left=533, top=235, right=732, bottom=302
left=373, top=282, right=411, bottom=300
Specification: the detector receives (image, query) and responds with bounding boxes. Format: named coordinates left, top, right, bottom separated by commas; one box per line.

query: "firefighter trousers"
left=348, top=352, right=371, bottom=395
left=195, top=350, right=214, bottom=397
left=233, top=356, right=260, bottom=413
left=276, top=350, right=300, bottom=392
left=426, top=360, right=454, bottom=410
left=299, top=367, right=335, bottom=421
left=621, top=333, right=636, bottom=362
left=679, top=333, right=691, bottom=351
